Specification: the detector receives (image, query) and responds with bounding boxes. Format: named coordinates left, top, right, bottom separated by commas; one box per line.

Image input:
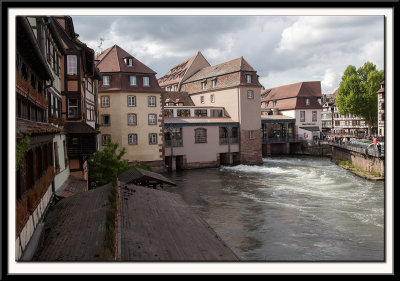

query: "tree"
left=336, top=62, right=384, bottom=136
left=88, top=138, right=132, bottom=187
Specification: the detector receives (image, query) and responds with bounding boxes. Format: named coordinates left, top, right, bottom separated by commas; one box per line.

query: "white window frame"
left=128, top=133, right=137, bottom=145
left=306, top=98, right=310, bottom=106
left=246, top=74, right=252, bottom=83
left=143, top=76, right=150, bottom=87
left=130, top=75, right=137, bottom=86
left=201, top=81, right=206, bottom=89
left=211, top=79, right=216, bottom=88
left=68, top=98, right=79, bottom=118
left=200, top=96, right=205, bottom=104
left=103, top=75, right=111, bottom=86
left=148, top=114, right=157, bottom=125
left=247, top=90, right=254, bottom=99
left=101, top=114, right=111, bottom=126
left=127, top=95, right=136, bottom=107
left=101, top=96, right=110, bottom=108
left=67, top=55, right=77, bottom=75
left=148, top=96, right=156, bottom=107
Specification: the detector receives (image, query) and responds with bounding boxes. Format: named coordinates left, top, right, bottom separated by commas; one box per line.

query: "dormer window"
left=174, top=85, right=178, bottom=91
left=306, top=98, right=310, bottom=106
left=143, top=76, right=150, bottom=87
left=201, top=81, right=206, bottom=89
left=103, top=75, right=111, bottom=86
left=124, top=57, right=133, bottom=67
left=246, top=74, right=252, bottom=83
left=211, top=79, right=217, bottom=88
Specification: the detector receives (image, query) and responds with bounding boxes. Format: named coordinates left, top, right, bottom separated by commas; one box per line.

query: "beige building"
left=160, top=54, right=263, bottom=166
left=96, top=45, right=164, bottom=171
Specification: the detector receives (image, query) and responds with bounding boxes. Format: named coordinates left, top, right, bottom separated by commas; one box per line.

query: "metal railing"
left=330, top=142, right=384, bottom=157
left=164, top=139, right=183, bottom=147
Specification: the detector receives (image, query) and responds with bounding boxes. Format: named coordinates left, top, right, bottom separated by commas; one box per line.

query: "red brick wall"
left=240, top=129, right=262, bottom=165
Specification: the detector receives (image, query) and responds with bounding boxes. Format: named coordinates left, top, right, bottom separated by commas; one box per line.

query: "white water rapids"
left=163, top=156, right=384, bottom=261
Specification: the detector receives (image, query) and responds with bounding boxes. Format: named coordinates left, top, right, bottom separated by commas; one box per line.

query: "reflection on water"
left=163, top=156, right=384, bottom=261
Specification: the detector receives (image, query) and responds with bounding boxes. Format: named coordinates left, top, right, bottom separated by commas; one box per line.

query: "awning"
left=299, top=126, right=320, bottom=131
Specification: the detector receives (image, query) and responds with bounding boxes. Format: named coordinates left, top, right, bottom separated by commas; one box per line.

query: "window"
left=246, top=74, right=252, bottom=83
left=194, top=109, right=207, bottom=117
left=211, top=79, right=217, bottom=88
left=211, top=109, right=223, bottom=117
left=127, top=113, right=137, bottom=126
left=247, top=90, right=254, bottom=99
left=127, top=95, right=136, bottom=107
left=300, top=111, right=305, bottom=122
left=174, top=85, right=178, bottom=91
left=306, top=98, right=310, bottom=106
left=148, top=114, right=157, bottom=125
left=125, top=57, right=133, bottom=66
left=130, top=76, right=137, bottom=86
left=177, top=109, right=190, bottom=117
left=200, top=96, right=205, bottom=104
left=101, top=96, right=110, bottom=108
left=67, top=55, right=77, bottom=75
left=103, top=75, right=111, bottom=86
left=249, top=130, right=255, bottom=139
left=128, top=134, right=137, bottom=145
left=273, top=101, right=277, bottom=107
left=211, top=94, right=215, bottom=103
left=101, top=114, right=110, bottom=126
left=312, top=111, right=317, bottom=122
left=195, top=128, right=207, bottom=143
left=165, top=127, right=183, bottom=147
left=167, top=86, right=171, bottom=91
left=68, top=98, right=79, bottom=118
left=149, top=133, right=158, bottom=145
left=201, top=81, right=206, bottom=89
left=102, top=134, right=111, bottom=146
left=318, top=98, right=321, bottom=105
left=143, top=76, right=150, bottom=87
left=164, top=109, right=173, bottom=117
left=148, top=96, right=156, bottom=107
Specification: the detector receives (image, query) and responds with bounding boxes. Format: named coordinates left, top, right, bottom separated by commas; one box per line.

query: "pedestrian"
left=377, top=142, right=382, bottom=156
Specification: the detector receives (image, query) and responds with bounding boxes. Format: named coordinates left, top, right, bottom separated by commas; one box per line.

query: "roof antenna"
left=98, top=37, right=104, bottom=53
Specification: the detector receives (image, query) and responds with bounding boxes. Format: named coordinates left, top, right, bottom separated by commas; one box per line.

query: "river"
left=163, top=156, right=384, bottom=261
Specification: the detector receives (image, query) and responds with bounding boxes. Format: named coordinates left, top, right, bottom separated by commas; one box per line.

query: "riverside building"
left=160, top=53, right=263, bottom=168
left=95, top=45, right=165, bottom=172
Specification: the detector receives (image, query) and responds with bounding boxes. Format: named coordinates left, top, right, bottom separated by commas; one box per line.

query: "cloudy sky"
left=71, top=12, right=384, bottom=94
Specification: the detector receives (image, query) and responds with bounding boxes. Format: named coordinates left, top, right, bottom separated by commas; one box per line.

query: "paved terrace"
left=34, top=182, right=238, bottom=261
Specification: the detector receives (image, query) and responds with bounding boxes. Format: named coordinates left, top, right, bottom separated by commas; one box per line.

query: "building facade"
left=178, top=56, right=263, bottom=165
left=96, top=45, right=164, bottom=171
left=321, top=91, right=369, bottom=138
left=261, top=81, right=323, bottom=140
left=377, top=81, right=385, bottom=138
left=52, top=16, right=101, bottom=183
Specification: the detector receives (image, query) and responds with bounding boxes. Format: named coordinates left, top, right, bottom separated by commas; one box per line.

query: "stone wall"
left=331, top=146, right=384, bottom=175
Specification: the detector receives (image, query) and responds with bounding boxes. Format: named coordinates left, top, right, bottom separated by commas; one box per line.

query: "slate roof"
left=16, top=118, right=61, bottom=138
left=119, top=167, right=176, bottom=186
left=183, top=56, right=256, bottom=83
left=162, top=91, right=195, bottom=106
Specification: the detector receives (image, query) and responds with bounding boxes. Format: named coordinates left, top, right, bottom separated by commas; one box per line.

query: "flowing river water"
left=163, top=156, right=384, bottom=261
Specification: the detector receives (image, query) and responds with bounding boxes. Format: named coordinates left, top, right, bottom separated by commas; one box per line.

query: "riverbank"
left=332, top=158, right=384, bottom=181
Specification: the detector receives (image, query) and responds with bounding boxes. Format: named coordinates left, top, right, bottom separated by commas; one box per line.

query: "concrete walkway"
left=118, top=184, right=239, bottom=261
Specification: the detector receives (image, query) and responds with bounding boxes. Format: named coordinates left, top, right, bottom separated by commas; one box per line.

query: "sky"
left=71, top=13, right=384, bottom=95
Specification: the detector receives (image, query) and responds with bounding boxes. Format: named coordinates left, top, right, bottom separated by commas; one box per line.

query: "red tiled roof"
left=162, top=91, right=195, bottom=106
left=377, top=88, right=384, bottom=93
left=261, top=81, right=322, bottom=102
left=158, top=53, right=198, bottom=87
left=96, top=44, right=156, bottom=74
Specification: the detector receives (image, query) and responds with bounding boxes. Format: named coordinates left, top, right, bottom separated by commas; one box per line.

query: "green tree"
left=88, top=138, right=132, bottom=187
left=336, top=62, right=384, bottom=136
